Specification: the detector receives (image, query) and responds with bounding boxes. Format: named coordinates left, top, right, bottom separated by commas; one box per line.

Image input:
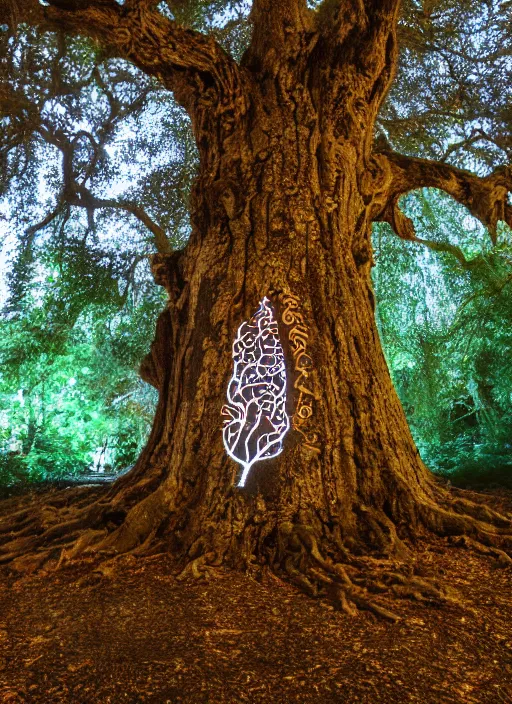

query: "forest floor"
left=0, top=487, right=511, bottom=704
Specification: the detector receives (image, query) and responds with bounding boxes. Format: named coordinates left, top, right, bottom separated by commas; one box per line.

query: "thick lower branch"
left=375, top=149, right=512, bottom=243
left=3, top=0, right=245, bottom=118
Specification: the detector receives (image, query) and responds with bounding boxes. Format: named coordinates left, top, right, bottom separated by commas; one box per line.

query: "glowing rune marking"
left=280, top=293, right=321, bottom=453
left=222, top=297, right=290, bottom=488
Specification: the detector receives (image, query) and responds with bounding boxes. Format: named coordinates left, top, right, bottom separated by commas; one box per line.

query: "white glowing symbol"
left=222, top=297, right=290, bottom=487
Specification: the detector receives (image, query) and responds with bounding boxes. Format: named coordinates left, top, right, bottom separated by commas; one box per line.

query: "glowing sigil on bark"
left=280, top=293, right=321, bottom=453
left=222, top=297, right=290, bottom=487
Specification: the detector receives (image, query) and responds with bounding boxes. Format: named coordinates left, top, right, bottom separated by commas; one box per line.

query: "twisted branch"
left=375, top=149, right=512, bottom=245
left=313, top=0, right=401, bottom=132
left=1, top=0, right=245, bottom=117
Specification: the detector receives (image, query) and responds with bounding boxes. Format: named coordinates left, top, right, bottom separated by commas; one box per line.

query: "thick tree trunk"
left=101, top=73, right=509, bottom=596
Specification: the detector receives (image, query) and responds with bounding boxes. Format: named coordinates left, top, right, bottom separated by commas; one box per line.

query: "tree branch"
left=1, top=66, right=173, bottom=254
left=315, top=0, right=367, bottom=53
left=316, top=0, right=401, bottom=45
left=313, top=0, right=401, bottom=136
left=22, top=188, right=171, bottom=254
left=384, top=225, right=482, bottom=270
left=242, top=0, right=314, bottom=73
left=26, top=204, right=64, bottom=239
left=375, top=149, right=512, bottom=245
left=1, top=0, right=244, bottom=117
left=70, top=186, right=172, bottom=254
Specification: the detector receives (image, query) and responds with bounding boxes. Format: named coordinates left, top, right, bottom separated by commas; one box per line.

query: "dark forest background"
left=1, top=0, right=511, bottom=492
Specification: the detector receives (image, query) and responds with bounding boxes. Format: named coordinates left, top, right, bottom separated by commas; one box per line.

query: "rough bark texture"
left=1, top=0, right=511, bottom=617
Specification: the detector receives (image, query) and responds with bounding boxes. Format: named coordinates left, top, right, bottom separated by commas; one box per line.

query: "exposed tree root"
left=0, top=477, right=511, bottom=622
left=165, top=517, right=467, bottom=624
left=0, top=485, right=115, bottom=571
left=0, top=455, right=167, bottom=570
left=160, top=481, right=512, bottom=620
left=447, top=535, right=512, bottom=568
left=177, top=552, right=218, bottom=582
left=272, top=522, right=463, bottom=622
left=420, top=493, right=512, bottom=554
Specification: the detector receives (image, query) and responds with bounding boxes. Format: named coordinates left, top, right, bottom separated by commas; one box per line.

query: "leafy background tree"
left=374, top=191, right=512, bottom=489
left=0, top=240, right=163, bottom=487
left=0, top=0, right=511, bottom=491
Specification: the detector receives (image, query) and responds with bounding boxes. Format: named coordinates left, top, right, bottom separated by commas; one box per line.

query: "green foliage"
left=0, top=20, right=186, bottom=488
left=373, top=188, right=512, bottom=488
left=0, top=246, right=163, bottom=487
left=383, top=0, right=512, bottom=168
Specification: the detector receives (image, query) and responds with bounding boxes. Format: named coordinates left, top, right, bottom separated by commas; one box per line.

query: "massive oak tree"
left=1, top=0, right=511, bottom=617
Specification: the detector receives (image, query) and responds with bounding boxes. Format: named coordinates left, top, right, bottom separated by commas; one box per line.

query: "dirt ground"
left=0, top=487, right=511, bottom=704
